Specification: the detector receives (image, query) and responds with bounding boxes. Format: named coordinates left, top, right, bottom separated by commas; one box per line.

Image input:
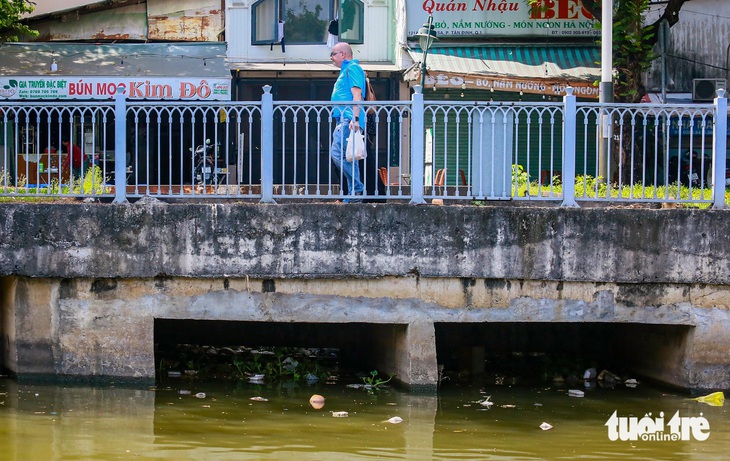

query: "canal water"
left=1, top=377, right=728, bottom=460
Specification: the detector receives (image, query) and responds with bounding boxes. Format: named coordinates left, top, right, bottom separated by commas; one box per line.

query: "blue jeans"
left=330, top=121, right=364, bottom=198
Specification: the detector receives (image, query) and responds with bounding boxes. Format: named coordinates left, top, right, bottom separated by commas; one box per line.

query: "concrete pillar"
left=0, top=276, right=16, bottom=372
left=5, top=277, right=56, bottom=376
left=394, top=320, right=438, bottom=390
left=683, top=307, right=730, bottom=391
left=53, top=280, right=155, bottom=381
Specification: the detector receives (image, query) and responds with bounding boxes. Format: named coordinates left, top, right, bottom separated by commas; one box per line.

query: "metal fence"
left=1, top=86, right=727, bottom=207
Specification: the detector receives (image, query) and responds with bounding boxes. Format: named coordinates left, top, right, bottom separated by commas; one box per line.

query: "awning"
left=642, top=93, right=694, bottom=104
left=0, top=42, right=232, bottom=100
left=230, top=61, right=400, bottom=73
left=405, top=46, right=600, bottom=99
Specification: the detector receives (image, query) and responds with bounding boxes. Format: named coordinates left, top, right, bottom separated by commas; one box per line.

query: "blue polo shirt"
left=331, top=59, right=366, bottom=129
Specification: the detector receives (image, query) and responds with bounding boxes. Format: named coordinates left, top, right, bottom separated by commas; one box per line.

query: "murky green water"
left=1, top=378, right=728, bottom=460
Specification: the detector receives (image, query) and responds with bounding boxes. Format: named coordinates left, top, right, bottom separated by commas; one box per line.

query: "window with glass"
left=252, top=0, right=364, bottom=45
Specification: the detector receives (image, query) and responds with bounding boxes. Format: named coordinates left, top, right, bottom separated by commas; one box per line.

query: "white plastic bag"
left=345, top=129, right=366, bottom=161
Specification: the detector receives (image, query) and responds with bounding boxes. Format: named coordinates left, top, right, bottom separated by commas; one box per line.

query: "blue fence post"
left=113, top=88, right=128, bottom=203
left=713, top=89, right=727, bottom=209
left=260, top=85, right=275, bottom=204
left=410, top=85, right=426, bottom=205
left=561, top=87, right=578, bottom=207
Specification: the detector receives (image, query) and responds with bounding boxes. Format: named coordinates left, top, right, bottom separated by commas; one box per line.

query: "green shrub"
left=75, top=165, right=110, bottom=195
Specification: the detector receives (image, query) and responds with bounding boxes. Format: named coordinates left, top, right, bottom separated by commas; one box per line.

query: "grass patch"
left=508, top=166, right=726, bottom=208
left=0, top=165, right=111, bottom=201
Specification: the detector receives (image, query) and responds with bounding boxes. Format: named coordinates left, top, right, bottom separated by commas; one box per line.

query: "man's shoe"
left=343, top=192, right=363, bottom=203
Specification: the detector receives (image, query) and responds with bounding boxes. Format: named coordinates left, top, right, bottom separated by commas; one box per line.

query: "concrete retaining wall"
left=1, top=203, right=730, bottom=390
left=2, top=203, right=730, bottom=283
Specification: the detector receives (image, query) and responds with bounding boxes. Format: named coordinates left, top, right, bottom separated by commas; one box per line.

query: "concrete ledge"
left=1, top=203, right=730, bottom=284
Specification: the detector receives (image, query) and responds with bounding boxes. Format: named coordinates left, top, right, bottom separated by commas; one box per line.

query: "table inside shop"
left=16, top=153, right=70, bottom=186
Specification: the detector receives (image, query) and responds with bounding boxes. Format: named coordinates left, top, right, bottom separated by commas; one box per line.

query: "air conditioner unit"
left=692, top=78, right=726, bottom=102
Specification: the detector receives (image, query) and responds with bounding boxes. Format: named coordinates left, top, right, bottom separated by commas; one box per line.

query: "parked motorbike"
left=667, top=149, right=712, bottom=188
left=190, top=139, right=227, bottom=186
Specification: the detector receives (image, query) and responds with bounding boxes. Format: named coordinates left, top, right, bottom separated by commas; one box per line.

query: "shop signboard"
left=424, top=72, right=599, bottom=99
left=0, top=76, right=231, bottom=101
left=408, top=0, right=599, bottom=38
left=666, top=115, right=730, bottom=137
left=668, top=116, right=711, bottom=137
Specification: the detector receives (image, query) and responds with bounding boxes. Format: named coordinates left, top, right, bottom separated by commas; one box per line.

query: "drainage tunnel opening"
left=0, top=277, right=15, bottom=375
left=154, top=319, right=405, bottom=384
left=435, top=322, right=692, bottom=388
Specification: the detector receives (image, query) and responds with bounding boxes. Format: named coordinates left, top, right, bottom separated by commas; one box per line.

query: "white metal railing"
left=0, top=101, right=116, bottom=197
left=1, top=86, right=727, bottom=208
left=121, top=100, right=263, bottom=199
left=573, top=102, right=718, bottom=206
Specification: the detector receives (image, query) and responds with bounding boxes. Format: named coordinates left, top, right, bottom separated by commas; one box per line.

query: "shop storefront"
left=0, top=42, right=231, bottom=185
left=402, top=0, right=602, bottom=183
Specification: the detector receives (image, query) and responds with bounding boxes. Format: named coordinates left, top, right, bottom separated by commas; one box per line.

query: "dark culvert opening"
left=154, top=319, right=405, bottom=385
left=435, top=322, right=692, bottom=389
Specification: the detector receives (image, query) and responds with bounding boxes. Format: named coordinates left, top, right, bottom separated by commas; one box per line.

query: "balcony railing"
left=1, top=86, right=727, bottom=208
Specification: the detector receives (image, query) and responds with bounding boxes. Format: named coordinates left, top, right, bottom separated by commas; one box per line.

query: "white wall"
left=24, top=0, right=103, bottom=18
left=226, top=0, right=394, bottom=65
left=645, top=0, right=730, bottom=93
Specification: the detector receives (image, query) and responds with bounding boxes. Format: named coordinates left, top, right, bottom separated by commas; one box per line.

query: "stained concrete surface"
left=1, top=203, right=729, bottom=390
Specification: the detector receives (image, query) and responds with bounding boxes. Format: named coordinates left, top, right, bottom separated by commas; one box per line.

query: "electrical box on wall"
left=692, top=78, right=726, bottom=102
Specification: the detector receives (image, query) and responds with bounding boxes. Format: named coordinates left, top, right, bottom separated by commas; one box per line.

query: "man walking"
left=329, top=42, right=366, bottom=202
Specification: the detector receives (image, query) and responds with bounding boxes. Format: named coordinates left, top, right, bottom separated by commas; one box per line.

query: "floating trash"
left=331, top=411, right=349, bottom=418
left=309, top=394, right=325, bottom=410
left=194, top=392, right=206, bottom=399
left=386, top=416, right=403, bottom=424
left=179, top=390, right=191, bottom=395
left=694, top=391, right=725, bottom=407
left=248, top=374, right=265, bottom=383
left=624, top=378, right=639, bottom=388
left=598, top=369, right=620, bottom=385
left=540, top=422, right=553, bottom=431
left=567, top=389, right=584, bottom=398
left=250, top=396, right=269, bottom=402
left=478, top=397, right=493, bottom=407
left=167, top=371, right=181, bottom=378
